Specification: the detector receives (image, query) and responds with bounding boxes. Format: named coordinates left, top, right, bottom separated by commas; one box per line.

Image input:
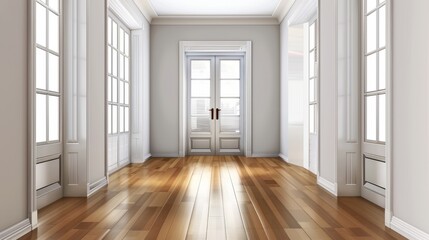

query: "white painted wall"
left=280, top=19, right=289, bottom=160
left=391, top=0, right=429, bottom=234
left=318, top=0, right=337, bottom=184
left=0, top=0, right=29, bottom=232
left=150, top=25, right=280, bottom=156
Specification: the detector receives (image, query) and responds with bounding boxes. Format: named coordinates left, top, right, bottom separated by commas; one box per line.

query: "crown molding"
left=151, top=16, right=279, bottom=25
left=133, top=0, right=295, bottom=24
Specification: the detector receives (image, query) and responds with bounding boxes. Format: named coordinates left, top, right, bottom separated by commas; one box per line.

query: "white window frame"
left=107, top=13, right=131, bottom=136
left=363, top=0, right=386, bottom=144
left=308, top=19, right=318, bottom=135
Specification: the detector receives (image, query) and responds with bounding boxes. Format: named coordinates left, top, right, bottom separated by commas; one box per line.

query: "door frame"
left=179, top=41, right=252, bottom=157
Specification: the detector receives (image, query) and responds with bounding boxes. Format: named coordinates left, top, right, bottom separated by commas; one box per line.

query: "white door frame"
left=179, top=41, right=252, bottom=157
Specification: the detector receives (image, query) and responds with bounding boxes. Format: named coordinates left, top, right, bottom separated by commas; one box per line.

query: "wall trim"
left=251, top=153, right=280, bottom=158
left=151, top=16, right=279, bottom=26
left=391, top=217, right=429, bottom=240
left=87, top=177, right=108, bottom=197
left=317, top=176, right=338, bottom=196
left=0, top=219, right=31, bottom=240
left=279, top=153, right=289, bottom=162
left=151, top=153, right=181, bottom=158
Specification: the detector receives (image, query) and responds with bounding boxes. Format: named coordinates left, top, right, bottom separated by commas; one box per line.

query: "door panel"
left=188, top=56, right=243, bottom=155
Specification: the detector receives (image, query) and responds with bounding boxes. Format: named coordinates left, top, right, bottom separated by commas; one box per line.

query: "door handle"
left=209, top=108, right=214, bottom=120
left=216, top=108, right=221, bottom=120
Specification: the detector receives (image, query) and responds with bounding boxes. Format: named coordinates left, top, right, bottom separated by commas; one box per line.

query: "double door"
left=187, top=55, right=243, bottom=155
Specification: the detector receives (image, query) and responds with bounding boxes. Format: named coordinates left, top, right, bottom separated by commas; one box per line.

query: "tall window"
left=364, top=0, right=386, bottom=143
left=308, top=21, right=318, bottom=134
left=35, top=0, right=60, bottom=144
left=107, top=15, right=130, bottom=135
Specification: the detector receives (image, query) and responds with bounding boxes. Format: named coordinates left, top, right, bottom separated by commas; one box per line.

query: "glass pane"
left=221, top=80, right=240, bottom=97
left=124, top=82, right=129, bottom=105
left=49, top=0, right=59, bottom=12
left=220, top=60, right=240, bottom=79
left=125, top=33, right=129, bottom=56
left=48, top=96, right=59, bottom=141
left=366, top=0, right=377, bottom=13
left=366, top=11, right=377, bottom=53
left=191, top=80, right=210, bottom=97
left=36, top=94, right=47, bottom=143
left=48, top=11, right=59, bottom=53
left=112, top=105, right=118, bottom=134
left=191, top=60, right=210, bottom=79
left=36, top=3, right=47, bottom=47
left=108, top=76, right=112, bottom=101
left=309, top=105, right=315, bottom=133
left=125, top=107, right=129, bottom=132
left=48, top=53, right=59, bottom=92
left=366, top=95, right=377, bottom=141
left=120, top=28, right=124, bottom=53
left=191, top=98, right=211, bottom=115
left=36, top=48, right=47, bottom=90
left=112, top=49, right=117, bottom=77
left=125, top=57, right=129, bottom=81
left=108, top=46, right=112, bottom=74
left=220, top=116, right=240, bottom=133
left=108, top=18, right=112, bottom=45
left=120, top=106, right=124, bottom=132
left=309, top=51, right=315, bottom=77
left=221, top=98, right=240, bottom=115
left=379, top=6, right=386, bottom=48
left=119, top=81, right=124, bottom=104
left=379, top=94, right=386, bottom=142
left=112, top=21, right=118, bottom=48
left=191, top=117, right=210, bottom=132
left=120, top=55, right=124, bottom=79
left=309, top=78, right=315, bottom=102
left=112, top=78, right=118, bottom=102
left=309, top=23, right=315, bottom=50
left=366, top=53, right=377, bottom=92
left=108, top=105, right=112, bottom=134
left=379, top=50, right=386, bottom=90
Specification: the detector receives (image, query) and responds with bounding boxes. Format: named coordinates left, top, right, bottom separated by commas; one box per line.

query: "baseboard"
left=251, top=153, right=280, bottom=157
left=87, top=177, right=108, bottom=197
left=317, top=176, right=338, bottom=196
left=391, top=216, right=429, bottom=240
left=131, top=153, right=152, bottom=164
left=278, top=153, right=288, bottom=162
left=0, top=219, right=31, bottom=240
left=143, top=153, right=151, bottom=161
left=151, top=153, right=180, bottom=158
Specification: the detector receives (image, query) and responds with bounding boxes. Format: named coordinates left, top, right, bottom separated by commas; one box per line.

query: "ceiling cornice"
left=151, top=16, right=280, bottom=26
left=133, top=0, right=296, bottom=24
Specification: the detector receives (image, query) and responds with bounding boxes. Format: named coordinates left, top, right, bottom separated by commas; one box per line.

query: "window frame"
left=107, top=12, right=131, bottom=135
left=35, top=0, right=62, bottom=145
left=308, top=19, right=318, bottom=135
left=364, top=0, right=386, bottom=144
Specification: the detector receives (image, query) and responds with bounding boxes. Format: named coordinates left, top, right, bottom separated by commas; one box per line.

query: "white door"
left=187, top=55, right=244, bottom=155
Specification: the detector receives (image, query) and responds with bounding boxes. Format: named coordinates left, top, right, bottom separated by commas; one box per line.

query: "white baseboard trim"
left=143, top=153, right=151, bottom=161
left=87, top=177, right=108, bottom=197
left=251, top=153, right=280, bottom=158
left=0, top=219, right=31, bottom=240
left=317, top=176, right=338, bottom=196
left=278, top=153, right=288, bottom=162
left=391, top=216, right=429, bottom=240
left=131, top=153, right=152, bottom=164
left=151, top=153, right=181, bottom=158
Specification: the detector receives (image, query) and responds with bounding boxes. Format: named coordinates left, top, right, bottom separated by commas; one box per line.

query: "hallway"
left=21, top=156, right=404, bottom=240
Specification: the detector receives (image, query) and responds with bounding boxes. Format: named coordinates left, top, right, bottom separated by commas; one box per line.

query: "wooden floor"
left=21, top=156, right=405, bottom=240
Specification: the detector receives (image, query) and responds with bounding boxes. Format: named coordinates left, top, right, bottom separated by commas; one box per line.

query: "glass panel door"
left=187, top=55, right=244, bottom=155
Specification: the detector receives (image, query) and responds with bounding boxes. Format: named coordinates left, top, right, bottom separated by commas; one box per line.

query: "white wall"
left=150, top=25, right=280, bottom=156
left=391, top=0, right=429, bottom=235
left=280, top=19, right=289, bottom=160
left=0, top=0, right=29, bottom=233
left=318, top=0, right=337, bottom=184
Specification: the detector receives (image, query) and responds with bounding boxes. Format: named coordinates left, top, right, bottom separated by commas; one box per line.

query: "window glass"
left=379, top=94, right=386, bottom=142
left=48, top=11, right=59, bottom=53
left=379, top=50, right=386, bottom=90
left=36, top=48, right=47, bottom=90
left=221, top=80, right=240, bottom=97
left=48, top=96, right=59, bottom=141
left=220, top=60, right=240, bottom=79
left=48, top=53, right=59, bottom=92
left=36, top=3, right=47, bottom=47
left=366, top=95, right=377, bottom=141
left=36, top=94, right=47, bottom=143
left=379, top=6, right=386, bottom=48
left=366, top=11, right=377, bottom=53
left=191, top=60, right=211, bottom=79
left=366, top=53, right=377, bottom=92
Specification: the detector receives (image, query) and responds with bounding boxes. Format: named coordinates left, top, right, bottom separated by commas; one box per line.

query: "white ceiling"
left=148, top=0, right=281, bottom=16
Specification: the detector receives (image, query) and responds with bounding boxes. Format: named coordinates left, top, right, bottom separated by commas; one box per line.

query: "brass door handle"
left=209, top=108, right=214, bottom=120
left=216, top=108, right=221, bottom=120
